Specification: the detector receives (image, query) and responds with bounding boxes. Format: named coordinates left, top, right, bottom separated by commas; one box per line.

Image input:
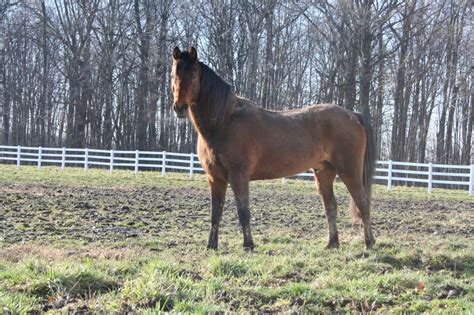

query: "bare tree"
left=0, top=0, right=471, bottom=165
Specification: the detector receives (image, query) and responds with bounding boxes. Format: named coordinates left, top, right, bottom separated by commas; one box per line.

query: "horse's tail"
left=349, top=113, right=376, bottom=222
left=357, top=113, right=376, bottom=201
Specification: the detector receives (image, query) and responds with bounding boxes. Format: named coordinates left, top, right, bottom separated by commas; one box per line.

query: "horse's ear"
left=173, top=46, right=181, bottom=60
left=189, top=47, right=197, bottom=62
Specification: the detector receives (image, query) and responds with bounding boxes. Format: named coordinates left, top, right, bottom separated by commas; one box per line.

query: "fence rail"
left=1, top=145, right=473, bottom=195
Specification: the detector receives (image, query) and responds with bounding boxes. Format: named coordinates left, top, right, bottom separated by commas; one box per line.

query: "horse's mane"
left=196, top=62, right=232, bottom=131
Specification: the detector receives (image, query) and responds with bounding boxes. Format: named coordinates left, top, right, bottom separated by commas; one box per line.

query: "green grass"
left=0, top=165, right=473, bottom=313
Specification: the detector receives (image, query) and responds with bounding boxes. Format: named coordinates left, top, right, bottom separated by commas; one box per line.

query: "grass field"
left=0, top=164, right=473, bottom=313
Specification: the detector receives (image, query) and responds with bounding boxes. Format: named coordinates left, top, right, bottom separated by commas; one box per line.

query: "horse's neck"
left=189, top=96, right=235, bottom=137
left=188, top=108, right=208, bottom=137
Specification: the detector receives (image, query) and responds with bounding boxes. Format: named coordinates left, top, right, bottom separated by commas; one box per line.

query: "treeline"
left=0, top=0, right=472, bottom=164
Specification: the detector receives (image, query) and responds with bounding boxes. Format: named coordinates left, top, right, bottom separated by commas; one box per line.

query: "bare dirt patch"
left=1, top=180, right=473, bottom=246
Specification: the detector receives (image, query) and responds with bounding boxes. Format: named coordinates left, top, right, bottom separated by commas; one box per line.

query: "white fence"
left=1, top=145, right=473, bottom=196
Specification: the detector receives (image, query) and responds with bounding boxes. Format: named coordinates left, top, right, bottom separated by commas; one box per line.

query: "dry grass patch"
left=0, top=244, right=149, bottom=263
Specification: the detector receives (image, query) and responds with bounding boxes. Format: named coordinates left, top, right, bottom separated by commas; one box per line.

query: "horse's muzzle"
left=173, top=103, right=188, bottom=118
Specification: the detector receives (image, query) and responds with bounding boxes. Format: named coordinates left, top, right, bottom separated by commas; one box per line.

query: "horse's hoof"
left=325, top=242, right=340, bottom=249
left=207, top=243, right=218, bottom=250
left=243, top=242, right=255, bottom=251
left=365, top=239, right=375, bottom=250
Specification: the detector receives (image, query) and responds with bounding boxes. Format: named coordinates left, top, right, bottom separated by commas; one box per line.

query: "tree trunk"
left=390, top=3, right=412, bottom=161
left=359, top=0, right=373, bottom=118
left=344, top=48, right=357, bottom=111
left=436, top=6, right=462, bottom=163
left=134, top=0, right=151, bottom=150
left=75, top=40, right=91, bottom=148
left=460, top=75, right=471, bottom=164
left=37, top=0, right=48, bottom=146
left=374, top=33, right=384, bottom=158
left=407, top=73, right=421, bottom=162
left=445, top=85, right=458, bottom=163
left=261, top=0, right=276, bottom=109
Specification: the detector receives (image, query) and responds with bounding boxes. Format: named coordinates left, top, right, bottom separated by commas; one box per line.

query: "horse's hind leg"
left=338, top=173, right=375, bottom=249
left=348, top=197, right=363, bottom=232
left=314, top=166, right=339, bottom=249
left=207, top=176, right=227, bottom=249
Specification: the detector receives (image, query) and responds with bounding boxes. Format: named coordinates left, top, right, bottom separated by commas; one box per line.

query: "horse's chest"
left=197, top=142, right=226, bottom=178
left=199, top=151, right=217, bottom=169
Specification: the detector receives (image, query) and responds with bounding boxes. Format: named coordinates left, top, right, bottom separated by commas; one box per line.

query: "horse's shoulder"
left=233, top=97, right=258, bottom=112
left=227, top=99, right=258, bottom=122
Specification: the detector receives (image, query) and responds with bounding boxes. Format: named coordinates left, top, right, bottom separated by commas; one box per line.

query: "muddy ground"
left=1, top=180, right=473, bottom=246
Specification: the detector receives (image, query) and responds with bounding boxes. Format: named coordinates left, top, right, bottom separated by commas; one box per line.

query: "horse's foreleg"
left=229, top=175, right=254, bottom=250
left=314, top=168, right=339, bottom=249
left=207, top=176, right=227, bottom=249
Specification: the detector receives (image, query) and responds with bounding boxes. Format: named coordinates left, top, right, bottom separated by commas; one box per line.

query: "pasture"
left=0, top=165, right=473, bottom=313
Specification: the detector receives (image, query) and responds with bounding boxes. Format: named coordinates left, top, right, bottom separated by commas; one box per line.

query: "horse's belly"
left=251, top=151, right=321, bottom=180
left=251, top=167, right=310, bottom=180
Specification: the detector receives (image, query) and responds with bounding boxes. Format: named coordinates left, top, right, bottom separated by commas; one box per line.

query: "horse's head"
left=171, top=46, right=200, bottom=118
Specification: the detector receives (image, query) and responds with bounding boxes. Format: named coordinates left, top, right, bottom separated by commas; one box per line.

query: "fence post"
left=37, top=146, right=42, bottom=169
left=134, top=150, right=139, bottom=175
left=61, top=147, right=66, bottom=170
left=109, top=149, right=114, bottom=173
left=189, top=153, right=194, bottom=178
left=16, top=145, right=21, bottom=169
left=161, top=151, right=166, bottom=176
left=387, top=160, right=393, bottom=191
left=469, top=164, right=474, bottom=196
left=84, top=148, right=89, bottom=171
left=428, top=162, right=433, bottom=193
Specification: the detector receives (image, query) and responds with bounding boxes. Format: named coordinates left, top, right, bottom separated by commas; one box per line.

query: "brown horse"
left=171, top=47, right=376, bottom=250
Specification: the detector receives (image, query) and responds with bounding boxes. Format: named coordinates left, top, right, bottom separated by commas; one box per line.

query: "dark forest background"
left=0, top=0, right=472, bottom=164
